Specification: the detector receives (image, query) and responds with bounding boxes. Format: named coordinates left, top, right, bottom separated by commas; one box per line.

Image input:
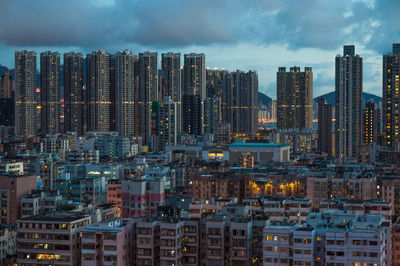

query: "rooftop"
left=18, top=212, right=89, bottom=222
left=230, top=143, right=288, bottom=148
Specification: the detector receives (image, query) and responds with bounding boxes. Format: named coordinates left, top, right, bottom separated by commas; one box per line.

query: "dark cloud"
left=0, top=0, right=398, bottom=54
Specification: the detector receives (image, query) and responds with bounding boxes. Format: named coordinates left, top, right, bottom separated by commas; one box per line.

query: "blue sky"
left=0, top=0, right=399, bottom=98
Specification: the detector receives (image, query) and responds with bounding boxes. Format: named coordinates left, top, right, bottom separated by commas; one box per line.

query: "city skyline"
left=0, top=0, right=399, bottom=98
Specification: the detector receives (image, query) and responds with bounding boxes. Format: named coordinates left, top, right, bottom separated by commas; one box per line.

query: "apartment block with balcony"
left=121, top=179, right=165, bottom=218
left=160, top=220, right=184, bottom=266
left=0, top=224, right=17, bottom=264
left=21, top=190, right=63, bottom=218
left=182, top=219, right=199, bottom=266
left=16, top=212, right=91, bottom=265
left=263, top=211, right=391, bottom=266
left=229, top=219, right=253, bottom=265
left=135, top=219, right=161, bottom=266
left=81, top=218, right=135, bottom=266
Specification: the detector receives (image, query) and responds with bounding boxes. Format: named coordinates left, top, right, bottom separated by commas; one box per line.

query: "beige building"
left=307, top=174, right=378, bottom=208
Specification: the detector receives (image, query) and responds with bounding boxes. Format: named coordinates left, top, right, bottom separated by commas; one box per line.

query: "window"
left=369, top=241, right=378, bottom=246
left=264, top=247, right=272, bottom=252
left=327, top=240, right=335, bottom=245
left=265, top=235, right=272, bottom=241
left=353, top=240, right=361, bottom=245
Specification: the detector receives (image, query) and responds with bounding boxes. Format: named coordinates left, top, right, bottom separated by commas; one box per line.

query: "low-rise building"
left=16, top=212, right=91, bottom=265
left=0, top=224, right=17, bottom=263
left=81, top=218, right=135, bottom=265
left=0, top=174, right=37, bottom=224
left=263, top=211, right=391, bottom=266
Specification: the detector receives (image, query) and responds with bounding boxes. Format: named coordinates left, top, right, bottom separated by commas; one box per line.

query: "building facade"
left=277, top=67, right=313, bottom=130
left=64, top=52, right=84, bottom=135
left=383, top=43, right=400, bottom=148
left=86, top=50, right=110, bottom=132
left=183, top=53, right=206, bottom=135
left=317, top=97, right=333, bottom=155
left=15, top=50, right=37, bottom=136
left=139, top=52, right=158, bottom=144
left=40, top=51, right=61, bottom=135
left=335, top=45, right=363, bottom=161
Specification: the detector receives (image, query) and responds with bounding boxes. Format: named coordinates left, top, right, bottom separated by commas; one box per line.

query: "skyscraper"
left=15, top=50, right=37, bottom=136
left=231, top=70, right=259, bottom=137
left=40, top=51, right=60, bottom=135
left=383, top=43, right=400, bottom=148
left=0, top=69, right=14, bottom=127
left=317, top=98, right=333, bottom=156
left=204, top=96, right=221, bottom=134
left=363, top=101, right=380, bottom=145
left=64, top=52, right=84, bottom=135
left=335, top=45, right=363, bottom=160
left=183, top=53, right=206, bottom=135
left=221, top=70, right=233, bottom=129
left=139, top=52, right=158, bottom=144
left=277, top=67, right=313, bottom=130
left=152, top=97, right=177, bottom=151
left=206, top=68, right=222, bottom=97
left=86, top=50, right=110, bottom=132
left=161, top=53, right=181, bottom=133
left=113, top=50, right=136, bottom=137
left=0, top=69, right=13, bottom=99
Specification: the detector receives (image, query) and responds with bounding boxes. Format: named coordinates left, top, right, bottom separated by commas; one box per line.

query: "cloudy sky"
left=0, top=0, right=399, bottom=98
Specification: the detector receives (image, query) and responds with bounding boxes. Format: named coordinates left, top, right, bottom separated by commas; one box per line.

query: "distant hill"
left=314, top=91, right=382, bottom=109
left=258, top=92, right=273, bottom=107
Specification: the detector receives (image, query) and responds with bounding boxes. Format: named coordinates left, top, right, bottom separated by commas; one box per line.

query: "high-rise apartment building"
left=139, top=52, right=158, bottom=144
left=204, top=96, right=221, bottom=134
left=64, top=52, right=84, bottom=135
left=15, top=50, right=37, bottom=136
left=86, top=50, right=110, bottom=132
left=0, top=69, right=13, bottom=99
left=161, top=53, right=181, bottom=133
left=113, top=50, right=136, bottom=136
left=363, top=101, right=380, bottom=145
left=206, top=68, right=222, bottom=97
left=277, top=66, right=313, bottom=130
left=152, top=97, right=177, bottom=151
left=221, top=70, right=233, bottom=129
left=335, top=45, right=363, bottom=161
left=40, top=51, right=60, bottom=135
left=183, top=53, right=206, bottom=135
left=317, top=98, right=333, bottom=155
left=232, top=70, right=259, bottom=136
left=383, top=43, right=400, bottom=148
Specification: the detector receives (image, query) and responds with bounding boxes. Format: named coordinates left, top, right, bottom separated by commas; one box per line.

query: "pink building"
left=121, top=179, right=165, bottom=218
left=0, top=174, right=37, bottom=224
left=81, top=218, right=135, bottom=266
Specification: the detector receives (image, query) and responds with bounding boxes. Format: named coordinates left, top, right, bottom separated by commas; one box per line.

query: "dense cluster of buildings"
left=1, top=43, right=400, bottom=265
